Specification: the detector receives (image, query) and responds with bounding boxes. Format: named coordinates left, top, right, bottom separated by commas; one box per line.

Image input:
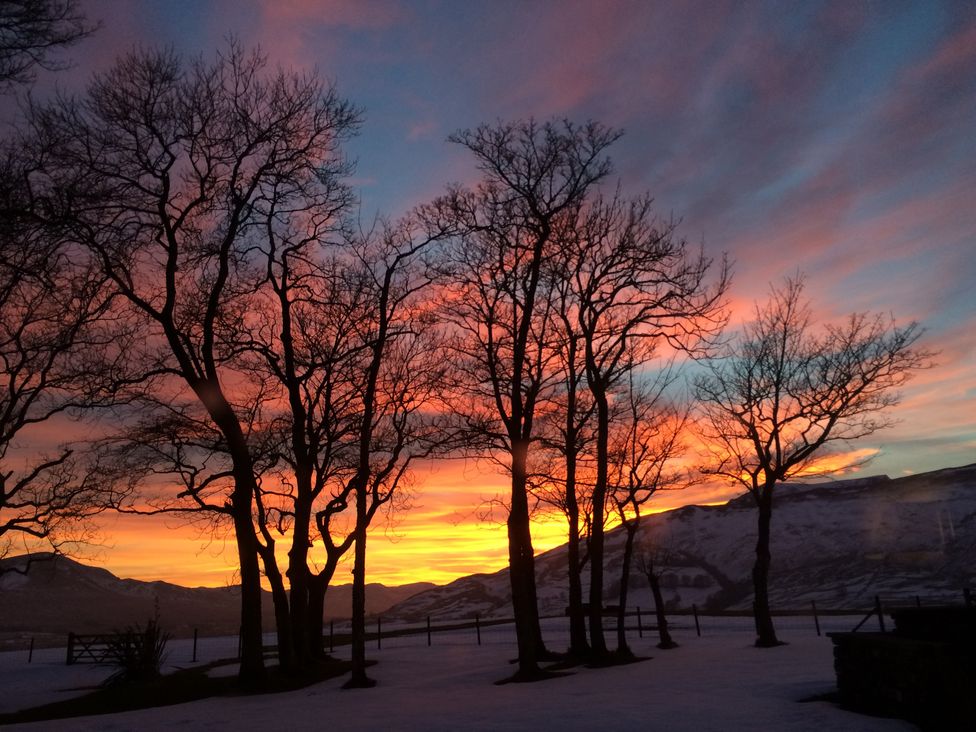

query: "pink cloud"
left=910, top=17, right=976, bottom=81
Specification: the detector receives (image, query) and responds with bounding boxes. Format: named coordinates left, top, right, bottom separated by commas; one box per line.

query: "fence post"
left=915, top=595, right=921, bottom=608
left=692, top=605, right=701, bottom=637
left=426, top=616, right=432, bottom=647
left=875, top=595, right=886, bottom=633
left=811, top=600, right=821, bottom=637
left=377, top=617, right=382, bottom=650
left=237, top=626, right=243, bottom=660
left=192, top=628, right=198, bottom=662
left=475, top=614, right=481, bottom=646
left=329, top=620, right=334, bottom=653
left=28, top=637, right=34, bottom=664
left=965, top=587, right=973, bottom=607
left=66, top=632, right=75, bottom=665
left=636, top=607, right=643, bottom=639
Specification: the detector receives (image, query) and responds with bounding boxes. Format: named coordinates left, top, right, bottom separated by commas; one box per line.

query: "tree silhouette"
left=608, top=374, right=691, bottom=657
left=0, top=143, right=119, bottom=569
left=426, top=119, right=620, bottom=679
left=539, top=242, right=598, bottom=658
left=29, top=43, right=358, bottom=686
left=338, top=222, right=452, bottom=687
left=0, top=0, right=95, bottom=90
left=694, top=275, right=931, bottom=647
left=554, top=193, right=727, bottom=661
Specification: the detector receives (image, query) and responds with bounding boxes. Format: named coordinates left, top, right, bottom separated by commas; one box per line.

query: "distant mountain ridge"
left=382, top=463, right=976, bottom=622
left=3, top=463, right=973, bottom=646
left=0, top=554, right=434, bottom=645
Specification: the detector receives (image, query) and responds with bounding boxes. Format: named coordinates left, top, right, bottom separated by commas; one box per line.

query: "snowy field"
left=0, top=616, right=916, bottom=731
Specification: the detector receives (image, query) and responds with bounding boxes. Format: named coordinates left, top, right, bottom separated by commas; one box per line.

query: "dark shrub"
left=103, top=616, right=171, bottom=686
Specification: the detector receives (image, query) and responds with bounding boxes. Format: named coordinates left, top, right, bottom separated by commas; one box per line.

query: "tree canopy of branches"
left=297, top=223, right=451, bottom=687
left=553, top=193, right=727, bottom=660
left=0, top=0, right=94, bottom=90
left=0, top=0, right=109, bottom=572
left=694, top=275, right=931, bottom=646
left=428, top=119, right=620, bottom=679
left=29, top=42, right=360, bottom=686
left=0, top=138, right=122, bottom=569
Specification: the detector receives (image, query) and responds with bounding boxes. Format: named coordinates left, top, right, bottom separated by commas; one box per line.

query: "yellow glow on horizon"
left=83, top=447, right=882, bottom=589
left=792, top=448, right=880, bottom=478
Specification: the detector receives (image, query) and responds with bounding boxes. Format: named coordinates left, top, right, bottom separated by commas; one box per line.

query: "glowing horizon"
left=86, top=449, right=898, bottom=588
left=8, top=1, right=974, bottom=591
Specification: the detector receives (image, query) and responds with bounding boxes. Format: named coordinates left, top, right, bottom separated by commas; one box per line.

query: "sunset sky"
left=18, top=0, right=975, bottom=588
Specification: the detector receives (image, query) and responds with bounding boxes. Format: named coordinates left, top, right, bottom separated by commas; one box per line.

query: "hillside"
left=383, top=463, right=976, bottom=621
left=0, top=555, right=433, bottom=646
left=3, top=463, right=972, bottom=644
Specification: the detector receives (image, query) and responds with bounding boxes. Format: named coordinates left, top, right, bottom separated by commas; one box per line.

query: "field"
left=0, top=616, right=915, bottom=730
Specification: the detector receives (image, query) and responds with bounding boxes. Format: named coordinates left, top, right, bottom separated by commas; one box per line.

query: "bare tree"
left=220, top=215, right=450, bottom=682
left=538, top=245, right=598, bottom=658
left=0, top=0, right=95, bottom=90
left=558, top=193, right=727, bottom=661
left=426, top=119, right=620, bottom=680
left=694, top=275, right=931, bottom=647
left=29, top=43, right=359, bottom=686
left=0, top=144, right=120, bottom=569
left=608, top=373, right=691, bottom=656
left=335, top=223, right=451, bottom=687
left=0, top=0, right=110, bottom=570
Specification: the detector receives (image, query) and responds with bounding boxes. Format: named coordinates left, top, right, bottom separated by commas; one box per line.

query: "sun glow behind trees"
left=91, top=442, right=883, bottom=589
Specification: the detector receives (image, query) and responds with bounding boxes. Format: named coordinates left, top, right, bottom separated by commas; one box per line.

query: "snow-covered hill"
left=0, top=554, right=433, bottom=642
left=384, top=463, right=976, bottom=621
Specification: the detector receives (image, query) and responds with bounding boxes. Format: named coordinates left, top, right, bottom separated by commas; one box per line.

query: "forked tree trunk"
left=307, top=557, right=339, bottom=659
left=753, top=486, right=779, bottom=647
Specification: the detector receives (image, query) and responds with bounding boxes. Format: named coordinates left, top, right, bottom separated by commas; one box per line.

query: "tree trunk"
left=287, top=488, right=313, bottom=669
left=260, top=548, right=294, bottom=673
left=648, top=568, right=677, bottom=649
left=199, top=392, right=267, bottom=687
left=566, top=481, right=589, bottom=658
left=230, top=484, right=265, bottom=688
left=345, top=482, right=374, bottom=687
left=753, top=486, right=779, bottom=647
left=308, top=558, right=339, bottom=659
left=307, top=574, right=326, bottom=659
left=508, top=438, right=543, bottom=678
left=587, top=389, right=609, bottom=660
left=616, top=521, right=637, bottom=658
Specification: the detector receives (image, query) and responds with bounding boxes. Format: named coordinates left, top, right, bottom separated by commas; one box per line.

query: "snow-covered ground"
left=0, top=617, right=916, bottom=730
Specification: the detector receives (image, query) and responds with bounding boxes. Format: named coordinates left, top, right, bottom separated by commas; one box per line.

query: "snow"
left=0, top=618, right=916, bottom=730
